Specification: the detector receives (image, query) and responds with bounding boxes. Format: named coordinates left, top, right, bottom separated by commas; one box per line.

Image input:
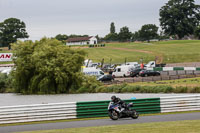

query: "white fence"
left=160, top=95, right=200, bottom=113
left=0, top=102, right=77, bottom=124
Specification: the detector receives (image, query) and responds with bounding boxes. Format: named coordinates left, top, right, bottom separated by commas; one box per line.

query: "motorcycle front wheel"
left=108, top=110, right=119, bottom=120
left=131, top=110, right=139, bottom=119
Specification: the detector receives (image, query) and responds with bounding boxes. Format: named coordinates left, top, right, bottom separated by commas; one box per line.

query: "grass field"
left=16, top=119, right=200, bottom=133
left=1, top=40, right=200, bottom=64
left=84, top=40, right=200, bottom=64
left=84, top=47, right=155, bottom=64
left=129, top=77, right=200, bottom=88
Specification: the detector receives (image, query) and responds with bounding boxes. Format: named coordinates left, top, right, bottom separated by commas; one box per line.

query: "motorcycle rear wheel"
left=131, top=110, right=139, bottom=119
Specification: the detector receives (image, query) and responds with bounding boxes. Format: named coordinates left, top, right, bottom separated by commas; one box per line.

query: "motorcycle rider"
left=111, top=96, right=127, bottom=110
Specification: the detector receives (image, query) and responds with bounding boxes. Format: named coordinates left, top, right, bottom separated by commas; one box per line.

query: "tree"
left=104, top=33, right=118, bottom=42
left=110, top=22, right=116, bottom=34
left=139, top=24, right=159, bottom=42
left=68, top=34, right=88, bottom=38
left=159, top=0, right=200, bottom=39
left=12, top=38, right=86, bottom=94
left=55, top=34, right=68, bottom=44
left=132, top=31, right=140, bottom=41
left=0, top=18, right=29, bottom=49
left=194, top=26, right=200, bottom=39
left=158, top=30, right=170, bottom=40
left=95, top=35, right=104, bottom=43
left=118, top=26, right=132, bottom=42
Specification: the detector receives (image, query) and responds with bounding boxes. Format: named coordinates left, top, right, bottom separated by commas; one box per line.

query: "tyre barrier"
left=0, top=95, right=200, bottom=124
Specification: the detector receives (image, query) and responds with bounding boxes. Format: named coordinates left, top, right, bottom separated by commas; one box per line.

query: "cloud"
left=0, top=0, right=199, bottom=40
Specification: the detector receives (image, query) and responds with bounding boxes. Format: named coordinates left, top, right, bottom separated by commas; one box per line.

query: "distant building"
left=66, top=36, right=97, bottom=46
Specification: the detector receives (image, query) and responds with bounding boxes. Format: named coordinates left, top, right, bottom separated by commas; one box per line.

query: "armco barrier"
left=0, top=102, right=77, bottom=124
left=149, top=67, right=200, bottom=71
left=160, top=95, right=200, bottom=113
left=0, top=95, right=200, bottom=124
left=76, top=98, right=161, bottom=118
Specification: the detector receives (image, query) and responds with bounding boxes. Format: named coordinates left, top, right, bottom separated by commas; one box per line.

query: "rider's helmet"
left=111, top=95, right=116, bottom=102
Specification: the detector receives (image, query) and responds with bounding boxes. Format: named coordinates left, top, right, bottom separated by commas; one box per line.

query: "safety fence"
left=0, top=102, right=77, bottom=124
left=0, top=95, right=200, bottom=124
left=76, top=98, right=160, bottom=118
left=160, top=95, right=200, bottom=113
left=114, top=74, right=200, bottom=84
left=148, top=67, right=200, bottom=71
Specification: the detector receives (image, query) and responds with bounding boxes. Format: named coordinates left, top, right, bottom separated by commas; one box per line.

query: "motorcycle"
left=108, top=102, right=139, bottom=120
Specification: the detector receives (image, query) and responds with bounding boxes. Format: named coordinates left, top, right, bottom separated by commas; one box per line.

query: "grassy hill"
left=83, top=40, right=200, bottom=64
left=0, top=40, right=200, bottom=64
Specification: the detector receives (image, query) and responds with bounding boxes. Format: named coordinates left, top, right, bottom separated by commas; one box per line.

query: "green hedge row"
left=1, top=73, right=200, bottom=94
left=76, top=83, right=200, bottom=93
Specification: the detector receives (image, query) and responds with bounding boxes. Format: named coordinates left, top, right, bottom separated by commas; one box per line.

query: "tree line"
left=104, top=23, right=160, bottom=43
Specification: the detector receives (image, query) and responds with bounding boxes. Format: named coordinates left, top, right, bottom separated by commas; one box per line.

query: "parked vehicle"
left=84, top=59, right=101, bottom=68
left=112, top=65, right=139, bottom=77
left=121, top=62, right=139, bottom=67
left=139, top=70, right=160, bottom=77
left=144, top=61, right=166, bottom=68
left=97, top=74, right=114, bottom=82
left=83, top=67, right=104, bottom=78
left=108, top=102, right=139, bottom=120
left=130, top=68, right=142, bottom=77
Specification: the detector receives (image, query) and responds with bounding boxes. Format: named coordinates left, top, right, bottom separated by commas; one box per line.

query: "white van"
left=83, top=67, right=104, bottom=78
left=112, top=65, right=137, bottom=77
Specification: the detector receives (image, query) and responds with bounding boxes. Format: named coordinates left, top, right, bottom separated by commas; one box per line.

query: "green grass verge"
left=129, top=77, right=200, bottom=87
left=15, top=119, right=200, bottom=133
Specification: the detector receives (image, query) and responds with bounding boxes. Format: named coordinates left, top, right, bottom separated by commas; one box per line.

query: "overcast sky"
left=0, top=0, right=200, bottom=40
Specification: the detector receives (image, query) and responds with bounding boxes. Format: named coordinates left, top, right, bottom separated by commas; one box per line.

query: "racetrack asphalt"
left=1, top=112, right=200, bottom=133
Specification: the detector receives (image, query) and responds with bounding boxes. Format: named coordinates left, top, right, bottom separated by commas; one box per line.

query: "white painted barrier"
left=160, top=95, right=200, bottom=113
left=1, top=95, right=200, bottom=124
left=0, top=102, right=77, bottom=124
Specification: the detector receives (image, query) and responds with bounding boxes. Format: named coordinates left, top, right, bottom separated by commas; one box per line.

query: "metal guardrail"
left=76, top=98, right=160, bottom=118
left=160, top=95, right=200, bottom=113
left=148, top=67, right=200, bottom=71
left=0, top=102, right=77, bottom=124
left=0, top=95, right=200, bottom=124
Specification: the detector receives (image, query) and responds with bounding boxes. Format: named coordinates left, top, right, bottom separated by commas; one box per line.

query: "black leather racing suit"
left=113, top=97, right=127, bottom=110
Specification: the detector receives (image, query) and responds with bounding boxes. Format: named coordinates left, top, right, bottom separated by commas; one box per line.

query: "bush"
left=0, top=73, right=14, bottom=93
left=121, top=85, right=141, bottom=93
left=0, top=73, right=6, bottom=93
left=174, top=86, right=188, bottom=93
left=106, top=83, right=128, bottom=93
left=76, top=76, right=102, bottom=93
left=107, top=85, right=176, bottom=94
left=95, top=86, right=108, bottom=93
left=193, top=87, right=200, bottom=93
